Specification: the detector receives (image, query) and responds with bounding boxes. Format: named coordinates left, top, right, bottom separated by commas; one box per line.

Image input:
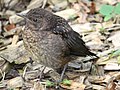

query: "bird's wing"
left=52, top=25, right=96, bottom=56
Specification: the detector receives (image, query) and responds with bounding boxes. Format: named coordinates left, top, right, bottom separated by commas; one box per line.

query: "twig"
left=42, top=0, right=48, bottom=8
left=106, top=26, right=120, bottom=31
left=105, top=24, right=120, bottom=31
left=22, top=65, right=28, bottom=78
left=0, top=69, right=5, bottom=81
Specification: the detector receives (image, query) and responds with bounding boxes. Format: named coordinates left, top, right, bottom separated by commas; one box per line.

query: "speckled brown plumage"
left=19, top=8, right=97, bottom=72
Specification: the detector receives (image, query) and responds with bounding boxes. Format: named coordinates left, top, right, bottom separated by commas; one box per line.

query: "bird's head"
left=17, top=8, right=54, bottom=30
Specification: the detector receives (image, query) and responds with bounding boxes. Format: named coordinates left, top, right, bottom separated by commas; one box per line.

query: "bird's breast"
left=22, top=28, right=69, bottom=69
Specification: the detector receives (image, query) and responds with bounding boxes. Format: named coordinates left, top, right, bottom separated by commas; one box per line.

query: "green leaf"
left=99, top=27, right=106, bottom=33
left=104, top=14, right=113, bottom=21
left=62, top=79, right=71, bottom=86
left=69, top=14, right=78, bottom=20
left=100, top=27, right=105, bottom=31
left=46, top=80, right=54, bottom=87
left=8, top=89, right=13, bottom=90
left=111, top=49, right=120, bottom=57
left=117, top=56, right=120, bottom=64
left=114, top=3, right=120, bottom=14
left=99, top=4, right=114, bottom=16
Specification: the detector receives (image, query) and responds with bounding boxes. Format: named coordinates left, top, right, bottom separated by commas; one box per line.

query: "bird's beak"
left=16, top=10, right=30, bottom=18
left=16, top=13, right=26, bottom=19
left=16, top=10, right=30, bottom=19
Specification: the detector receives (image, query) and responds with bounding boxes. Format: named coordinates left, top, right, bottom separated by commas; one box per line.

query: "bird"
left=17, top=8, right=98, bottom=81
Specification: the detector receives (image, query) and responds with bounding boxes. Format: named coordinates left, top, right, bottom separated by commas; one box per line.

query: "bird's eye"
left=33, top=18, right=38, bottom=22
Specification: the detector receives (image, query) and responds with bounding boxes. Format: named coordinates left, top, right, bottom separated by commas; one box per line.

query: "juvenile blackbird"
left=17, top=8, right=98, bottom=77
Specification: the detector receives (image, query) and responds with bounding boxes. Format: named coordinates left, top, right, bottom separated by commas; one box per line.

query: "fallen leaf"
left=60, top=80, right=86, bottom=90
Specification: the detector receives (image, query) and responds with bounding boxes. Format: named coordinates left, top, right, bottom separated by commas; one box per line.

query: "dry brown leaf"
left=4, top=24, right=16, bottom=31
left=60, top=80, right=86, bottom=90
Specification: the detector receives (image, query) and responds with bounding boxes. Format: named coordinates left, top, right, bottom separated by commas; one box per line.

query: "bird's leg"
left=47, top=64, right=68, bottom=82
left=54, top=64, right=68, bottom=89
left=60, top=64, right=68, bottom=82
left=28, top=57, right=46, bottom=80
